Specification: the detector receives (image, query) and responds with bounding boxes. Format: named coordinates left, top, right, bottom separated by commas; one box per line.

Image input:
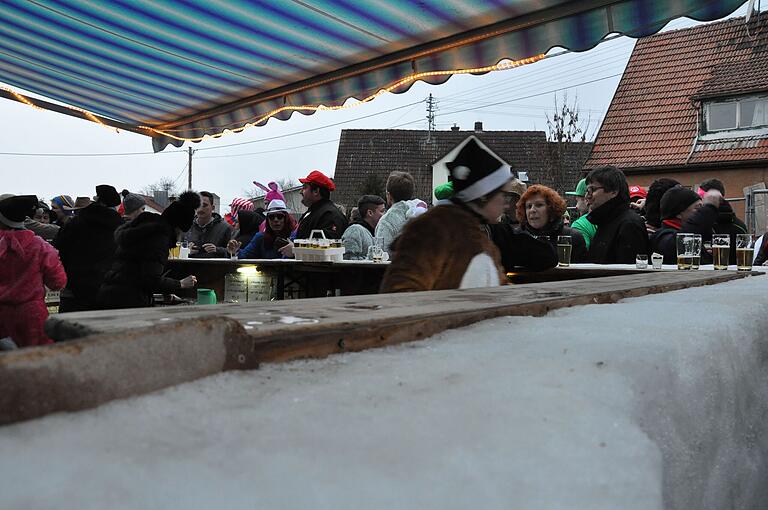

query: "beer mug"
left=675, top=233, right=697, bottom=270
left=712, top=234, right=730, bottom=270
left=736, top=234, right=756, bottom=272
left=691, top=234, right=702, bottom=270
left=557, top=235, right=571, bottom=267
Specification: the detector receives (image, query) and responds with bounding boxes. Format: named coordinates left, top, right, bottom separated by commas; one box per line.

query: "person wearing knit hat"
left=55, top=185, right=125, bottom=312
left=381, top=136, right=512, bottom=292
left=226, top=197, right=254, bottom=227
left=97, top=191, right=200, bottom=309
left=50, top=194, right=76, bottom=225
left=120, top=189, right=146, bottom=222
left=648, top=185, right=722, bottom=265
left=0, top=195, right=67, bottom=347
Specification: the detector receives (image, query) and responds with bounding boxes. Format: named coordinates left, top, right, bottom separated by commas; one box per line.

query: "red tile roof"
left=586, top=16, right=768, bottom=171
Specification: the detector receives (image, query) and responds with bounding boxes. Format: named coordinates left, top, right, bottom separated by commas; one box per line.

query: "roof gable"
left=586, top=15, right=768, bottom=171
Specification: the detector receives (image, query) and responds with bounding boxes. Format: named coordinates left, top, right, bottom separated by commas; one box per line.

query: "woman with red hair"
left=516, top=184, right=587, bottom=262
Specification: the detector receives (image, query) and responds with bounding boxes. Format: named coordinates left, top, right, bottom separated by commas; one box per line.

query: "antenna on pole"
left=187, top=146, right=195, bottom=190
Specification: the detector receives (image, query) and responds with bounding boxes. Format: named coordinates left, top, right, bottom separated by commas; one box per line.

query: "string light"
left=145, top=54, right=546, bottom=142
left=1, top=53, right=545, bottom=143
left=1, top=84, right=118, bottom=132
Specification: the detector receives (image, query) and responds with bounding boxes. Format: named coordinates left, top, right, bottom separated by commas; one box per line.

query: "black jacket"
left=488, top=223, right=558, bottom=272
left=522, top=220, right=588, bottom=263
left=55, top=203, right=123, bottom=311
left=649, top=204, right=719, bottom=265
left=587, top=196, right=648, bottom=264
left=186, top=213, right=232, bottom=258
left=97, top=212, right=182, bottom=309
left=296, top=198, right=348, bottom=240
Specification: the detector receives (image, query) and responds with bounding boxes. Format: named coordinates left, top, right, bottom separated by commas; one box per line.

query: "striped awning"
left=0, top=0, right=744, bottom=152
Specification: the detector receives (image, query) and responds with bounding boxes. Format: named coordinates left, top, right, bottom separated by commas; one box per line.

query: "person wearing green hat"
left=566, top=178, right=597, bottom=249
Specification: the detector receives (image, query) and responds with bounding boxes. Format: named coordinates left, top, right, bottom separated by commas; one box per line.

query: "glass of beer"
left=736, top=234, right=755, bottom=271
left=691, top=234, right=702, bottom=270
left=557, top=235, right=572, bottom=267
left=712, top=234, right=730, bottom=270
left=676, top=233, right=695, bottom=270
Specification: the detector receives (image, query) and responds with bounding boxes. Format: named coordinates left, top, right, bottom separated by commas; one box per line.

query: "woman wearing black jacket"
left=516, top=184, right=587, bottom=263
left=97, top=191, right=200, bottom=309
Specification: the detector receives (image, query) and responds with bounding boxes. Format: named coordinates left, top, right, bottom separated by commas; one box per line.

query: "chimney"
left=153, top=190, right=169, bottom=207
left=450, top=124, right=460, bottom=131
left=474, top=121, right=483, bottom=132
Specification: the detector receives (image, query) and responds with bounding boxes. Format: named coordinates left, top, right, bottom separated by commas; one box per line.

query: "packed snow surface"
left=2, top=276, right=768, bottom=510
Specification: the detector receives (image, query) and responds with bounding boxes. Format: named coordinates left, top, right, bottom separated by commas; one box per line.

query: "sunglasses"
left=267, top=214, right=285, bottom=220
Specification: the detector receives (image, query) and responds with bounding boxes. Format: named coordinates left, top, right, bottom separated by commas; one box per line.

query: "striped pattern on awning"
left=0, top=0, right=744, bottom=151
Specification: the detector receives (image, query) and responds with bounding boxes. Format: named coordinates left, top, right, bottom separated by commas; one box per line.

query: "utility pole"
left=187, top=146, right=194, bottom=190
left=426, top=93, right=437, bottom=132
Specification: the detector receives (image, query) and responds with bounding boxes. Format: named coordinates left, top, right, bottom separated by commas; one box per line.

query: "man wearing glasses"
left=584, top=166, right=648, bottom=264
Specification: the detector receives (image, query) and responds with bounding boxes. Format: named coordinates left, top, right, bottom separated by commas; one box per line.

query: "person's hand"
left=188, top=243, right=198, bottom=254
left=702, top=190, right=722, bottom=207
left=201, top=243, right=217, bottom=253
left=227, top=239, right=241, bottom=257
left=278, top=240, right=295, bottom=258
left=180, top=275, right=197, bottom=288
left=630, top=198, right=646, bottom=210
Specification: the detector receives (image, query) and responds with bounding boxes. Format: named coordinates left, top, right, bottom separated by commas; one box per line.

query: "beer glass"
left=635, top=254, right=648, bottom=269
left=691, top=234, right=702, bottom=270
left=712, top=234, right=730, bottom=270
left=557, top=235, right=572, bottom=267
left=736, top=234, right=756, bottom=271
left=676, top=233, right=696, bottom=270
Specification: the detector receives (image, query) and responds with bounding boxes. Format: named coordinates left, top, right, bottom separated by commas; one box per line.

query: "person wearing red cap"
left=279, top=170, right=348, bottom=257
left=628, top=185, right=647, bottom=215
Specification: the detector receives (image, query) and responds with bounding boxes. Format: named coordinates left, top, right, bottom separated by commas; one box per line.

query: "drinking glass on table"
left=556, top=235, right=571, bottom=267
left=675, top=233, right=696, bottom=270
left=712, top=234, right=730, bottom=270
left=736, top=234, right=756, bottom=271
left=635, top=254, right=648, bottom=269
left=691, top=234, right=702, bottom=270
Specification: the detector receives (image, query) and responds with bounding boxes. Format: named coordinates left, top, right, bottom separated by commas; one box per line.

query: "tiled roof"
left=333, top=128, right=591, bottom=207
left=586, top=15, right=768, bottom=171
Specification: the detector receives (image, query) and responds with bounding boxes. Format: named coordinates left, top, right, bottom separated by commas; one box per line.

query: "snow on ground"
left=2, top=276, right=768, bottom=510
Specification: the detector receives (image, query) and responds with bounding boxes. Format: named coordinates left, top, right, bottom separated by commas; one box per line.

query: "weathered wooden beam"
left=1, top=271, right=759, bottom=425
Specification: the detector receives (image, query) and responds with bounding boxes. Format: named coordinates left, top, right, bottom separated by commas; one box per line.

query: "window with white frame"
left=704, top=95, right=768, bottom=133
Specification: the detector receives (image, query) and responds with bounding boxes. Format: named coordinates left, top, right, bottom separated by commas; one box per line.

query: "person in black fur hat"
left=55, top=185, right=124, bottom=312
left=648, top=185, right=721, bottom=264
left=97, top=191, right=200, bottom=309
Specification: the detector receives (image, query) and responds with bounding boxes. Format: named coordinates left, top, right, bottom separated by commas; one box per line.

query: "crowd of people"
left=2, top=136, right=767, bottom=349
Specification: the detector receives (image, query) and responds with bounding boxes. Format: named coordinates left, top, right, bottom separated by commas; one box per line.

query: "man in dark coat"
left=55, top=185, right=124, bottom=312
left=98, top=191, right=200, bottom=309
left=698, top=179, right=748, bottom=265
left=649, top=186, right=721, bottom=265
left=280, top=170, right=348, bottom=258
left=585, top=166, right=648, bottom=264
left=186, top=191, right=232, bottom=258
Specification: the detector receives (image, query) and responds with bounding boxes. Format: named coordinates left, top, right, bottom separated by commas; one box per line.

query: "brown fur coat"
left=380, top=204, right=506, bottom=293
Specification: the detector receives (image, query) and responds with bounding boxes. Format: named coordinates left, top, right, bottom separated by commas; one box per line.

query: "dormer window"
left=704, top=95, right=768, bottom=133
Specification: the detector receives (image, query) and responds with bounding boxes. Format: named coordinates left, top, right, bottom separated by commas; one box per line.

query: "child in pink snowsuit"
left=0, top=195, right=67, bottom=347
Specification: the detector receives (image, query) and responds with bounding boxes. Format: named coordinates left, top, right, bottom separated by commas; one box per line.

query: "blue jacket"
left=238, top=232, right=294, bottom=259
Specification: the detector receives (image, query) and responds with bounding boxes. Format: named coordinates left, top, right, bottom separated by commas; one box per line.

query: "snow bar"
left=1, top=270, right=760, bottom=424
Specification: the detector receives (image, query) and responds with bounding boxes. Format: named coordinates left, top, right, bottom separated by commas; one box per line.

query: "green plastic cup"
left=197, top=288, right=217, bottom=305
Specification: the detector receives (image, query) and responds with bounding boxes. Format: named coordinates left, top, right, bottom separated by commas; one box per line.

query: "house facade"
left=333, top=124, right=591, bottom=210
left=584, top=16, right=768, bottom=227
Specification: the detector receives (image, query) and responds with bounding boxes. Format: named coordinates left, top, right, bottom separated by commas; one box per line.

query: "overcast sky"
left=0, top=4, right=753, bottom=208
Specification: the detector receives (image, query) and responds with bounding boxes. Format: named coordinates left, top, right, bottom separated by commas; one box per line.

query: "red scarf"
left=662, top=218, right=682, bottom=230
